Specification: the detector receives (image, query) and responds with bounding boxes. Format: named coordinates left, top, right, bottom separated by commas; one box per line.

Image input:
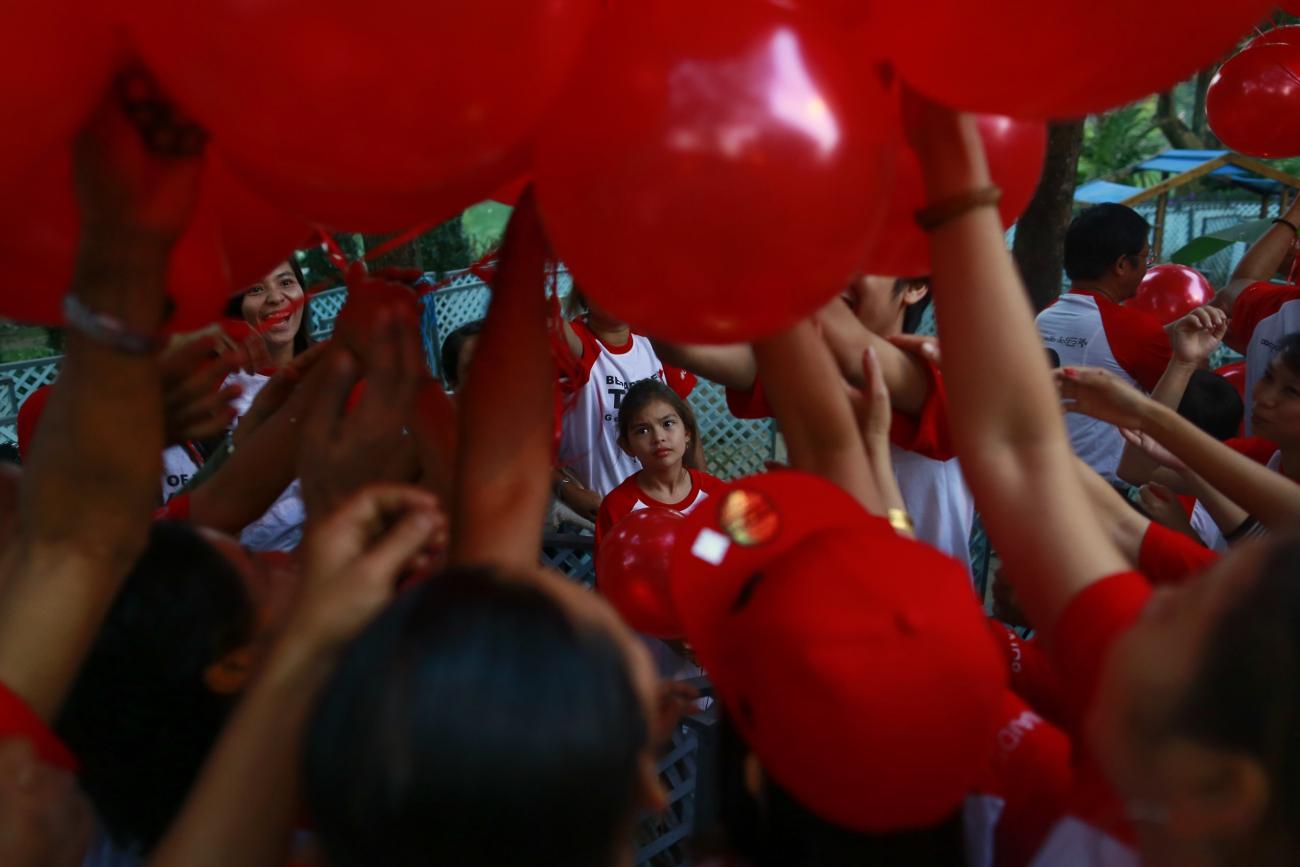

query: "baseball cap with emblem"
left=669, top=470, right=1006, bottom=832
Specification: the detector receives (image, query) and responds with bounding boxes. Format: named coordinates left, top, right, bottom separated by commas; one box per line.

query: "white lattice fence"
left=0, top=357, right=62, bottom=443
left=689, top=380, right=776, bottom=480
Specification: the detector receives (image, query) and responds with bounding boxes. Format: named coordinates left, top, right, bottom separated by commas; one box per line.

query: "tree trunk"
left=1191, top=68, right=1215, bottom=144
left=1155, top=89, right=1204, bottom=150
left=1013, top=119, right=1085, bottom=312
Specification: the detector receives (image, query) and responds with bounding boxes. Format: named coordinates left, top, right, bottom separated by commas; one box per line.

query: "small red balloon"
left=596, top=509, right=686, bottom=639
left=1126, top=265, right=1213, bottom=325
left=0, top=147, right=311, bottom=330
left=875, top=0, right=1274, bottom=118
left=535, top=0, right=900, bottom=343
left=122, top=0, right=600, bottom=233
left=864, top=113, right=1045, bottom=277
left=1216, top=360, right=1247, bottom=399
left=1207, top=42, right=1300, bottom=159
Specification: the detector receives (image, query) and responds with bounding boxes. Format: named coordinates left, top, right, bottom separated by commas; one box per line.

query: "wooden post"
left=1153, top=191, right=1169, bottom=260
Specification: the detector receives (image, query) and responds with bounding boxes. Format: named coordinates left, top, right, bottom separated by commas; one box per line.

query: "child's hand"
left=1165, top=304, right=1228, bottom=366
left=1055, top=366, right=1152, bottom=431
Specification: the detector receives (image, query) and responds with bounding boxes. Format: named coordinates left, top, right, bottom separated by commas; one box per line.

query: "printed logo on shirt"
left=1043, top=335, right=1088, bottom=348
left=602, top=369, right=668, bottom=422
left=996, top=709, right=1044, bottom=756
left=165, top=474, right=191, bottom=490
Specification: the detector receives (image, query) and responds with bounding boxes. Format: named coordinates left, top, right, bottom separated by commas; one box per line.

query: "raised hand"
left=1165, top=304, right=1228, bottom=366
left=159, top=335, right=245, bottom=444
left=1055, top=366, right=1152, bottom=431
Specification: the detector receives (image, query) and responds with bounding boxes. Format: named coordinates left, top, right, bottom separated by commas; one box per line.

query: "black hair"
left=1174, top=536, right=1300, bottom=847
left=617, top=379, right=701, bottom=470
left=223, top=257, right=312, bottom=356
left=893, top=277, right=932, bottom=335
left=55, top=522, right=254, bottom=853
left=304, top=567, right=649, bottom=867
left=439, top=319, right=484, bottom=388
left=1177, top=369, right=1244, bottom=442
left=1063, top=204, right=1151, bottom=282
left=1276, top=332, right=1300, bottom=378
left=703, top=711, right=967, bottom=867
left=0, top=443, right=19, bottom=465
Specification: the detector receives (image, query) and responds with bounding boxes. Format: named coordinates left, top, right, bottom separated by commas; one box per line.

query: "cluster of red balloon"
left=1125, top=264, right=1214, bottom=325
left=1207, top=26, right=1300, bottom=159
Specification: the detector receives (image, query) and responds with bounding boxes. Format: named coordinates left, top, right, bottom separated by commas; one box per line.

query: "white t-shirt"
left=1227, top=281, right=1300, bottom=435
left=1036, top=290, right=1171, bottom=481
left=223, top=370, right=306, bottom=553
left=1189, top=443, right=1282, bottom=551
left=558, top=321, right=693, bottom=497
left=160, top=445, right=201, bottom=504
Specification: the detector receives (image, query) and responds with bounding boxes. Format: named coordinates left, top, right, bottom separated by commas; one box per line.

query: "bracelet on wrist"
left=915, top=186, right=1002, bottom=233
left=62, top=294, right=166, bottom=355
left=1273, top=218, right=1299, bottom=235
left=886, top=508, right=915, bottom=534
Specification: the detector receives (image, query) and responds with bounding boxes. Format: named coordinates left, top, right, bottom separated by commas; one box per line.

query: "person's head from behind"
left=617, top=379, right=700, bottom=472
left=1177, top=369, right=1244, bottom=442
left=55, top=521, right=298, bottom=853
left=225, top=259, right=310, bottom=363
left=1250, top=333, right=1300, bottom=448
left=842, top=274, right=930, bottom=337
left=1091, top=536, right=1300, bottom=861
left=439, top=319, right=484, bottom=391
left=1064, top=204, right=1152, bottom=299
left=304, top=565, right=681, bottom=867
left=669, top=472, right=1005, bottom=865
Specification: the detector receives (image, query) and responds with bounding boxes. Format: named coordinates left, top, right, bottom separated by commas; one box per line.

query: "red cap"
left=16, top=385, right=52, bottom=461
left=669, top=471, right=1006, bottom=832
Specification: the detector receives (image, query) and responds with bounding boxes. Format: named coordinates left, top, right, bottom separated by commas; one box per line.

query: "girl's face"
left=242, top=261, right=305, bottom=355
left=1089, top=543, right=1269, bottom=831
left=1251, top=356, right=1300, bottom=447
left=622, top=399, right=689, bottom=470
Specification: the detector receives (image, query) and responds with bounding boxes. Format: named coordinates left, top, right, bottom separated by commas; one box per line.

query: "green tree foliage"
left=1076, top=100, right=1165, bottom=184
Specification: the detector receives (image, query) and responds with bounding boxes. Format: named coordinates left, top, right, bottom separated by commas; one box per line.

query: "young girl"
left=594, top=379, right=723, bottom=545
left=555, top=292, right=697, bottom=521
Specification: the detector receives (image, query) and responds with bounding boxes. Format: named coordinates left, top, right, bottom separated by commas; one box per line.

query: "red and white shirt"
left=1036, top=290, right=1171, bottom=481
left=1027, top=571, right=1152, bottom=867
left=558, top=321, right=695, bottom=497
left=1227, top=281, right=1300, bottom=435
left=595, top=468, right=725, bottom=546
left=725, top=359, right=976, bottom=573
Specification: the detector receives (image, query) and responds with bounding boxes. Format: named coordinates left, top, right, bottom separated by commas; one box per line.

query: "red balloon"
left=1125, top=265, right=1213, bottom=325
left=121, top=0, right=600, bottom=233
left=0, top=147, right=312, bottom=330
left=536, top=0, right=900, bottom=343
left=1281, top=3, right=1300, bottom=17
left=874, top=1, right=1275, bottom=118
left=0, top=1, right=119, bottom=182
left=1216, top=360, right=1248, bottom=399
left=1247, top=24, right=1300, bottom=47
left=488, top=175, right=531, bottom=208
left=596, top=509, right=686, bottom=639
left=864, top=113, right=1045, bottom=277
left=1207, top=42, right=1300, bottom=158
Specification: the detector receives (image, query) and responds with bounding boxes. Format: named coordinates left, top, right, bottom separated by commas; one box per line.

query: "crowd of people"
left=3, top=77, right=1300, bottom=867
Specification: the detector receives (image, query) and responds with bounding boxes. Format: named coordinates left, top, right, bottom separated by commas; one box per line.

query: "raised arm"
left=451, top=191, right=555, bottom=569
left=1059, top=366, right=1300, bottom=529
left=0, top=81, right=201, bottom=719
left=908, top=95, right=1128, bottom=632
left=813, top=297, right=931, bottom=415
left=649, top=341, right=757, bottom=391
left=753, top=321, right=882, bottom=513
left=1115, top=305, right=1227, bottom=486
left=1213, top=196, right=1300, bottom=314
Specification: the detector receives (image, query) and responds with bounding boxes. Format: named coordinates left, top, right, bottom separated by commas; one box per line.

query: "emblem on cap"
left=718, top=488, right=780, bottom=546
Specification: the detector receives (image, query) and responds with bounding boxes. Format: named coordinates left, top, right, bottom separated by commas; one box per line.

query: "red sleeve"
left=696, top=470, right=728, bottom=497
left=663, top=363, right=697, bottom=400
left=0, top=681, right=78, bottom=772
left=561, top=320, right=602, bottom=394
left=1227, top=282, right=1300, bottom=352
left=1226, top=436, right=1281, bottom=466
left=986, top=620, right=1069, bottom=729
left=725, top=377, right=773, bottom=420
left=888, top=357, right=954, bottom=461
left=987, top=692, right=1074, bottom=867
left=1095, top=302, right=1172, bottom=391
left=1138, top=521, right=1218, bottom=587
left=1048, top=571, right=1152, bottom=730
left=594, top=478, right=638, bottom=547
left=153, top=491, right=192, bottom=522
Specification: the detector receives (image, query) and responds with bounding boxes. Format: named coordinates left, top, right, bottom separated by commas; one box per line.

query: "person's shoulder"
left=695, top=469, right=727, bottom=496
left=1225, top=436, right=1280, bottom=465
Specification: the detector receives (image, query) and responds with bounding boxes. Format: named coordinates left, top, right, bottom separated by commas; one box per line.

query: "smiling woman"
left=226, top=259, right=312, bottom=368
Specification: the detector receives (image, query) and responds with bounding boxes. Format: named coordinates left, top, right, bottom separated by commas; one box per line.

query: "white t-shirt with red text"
left=1036, top=290, right=1171, bottom=481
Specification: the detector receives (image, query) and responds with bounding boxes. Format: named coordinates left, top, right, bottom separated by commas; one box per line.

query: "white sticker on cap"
left=691, top=528, right=731, bottom=566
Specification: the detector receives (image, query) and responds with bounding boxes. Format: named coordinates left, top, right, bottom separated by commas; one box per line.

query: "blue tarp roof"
left=1075, top=149, right=1283, bottom=204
